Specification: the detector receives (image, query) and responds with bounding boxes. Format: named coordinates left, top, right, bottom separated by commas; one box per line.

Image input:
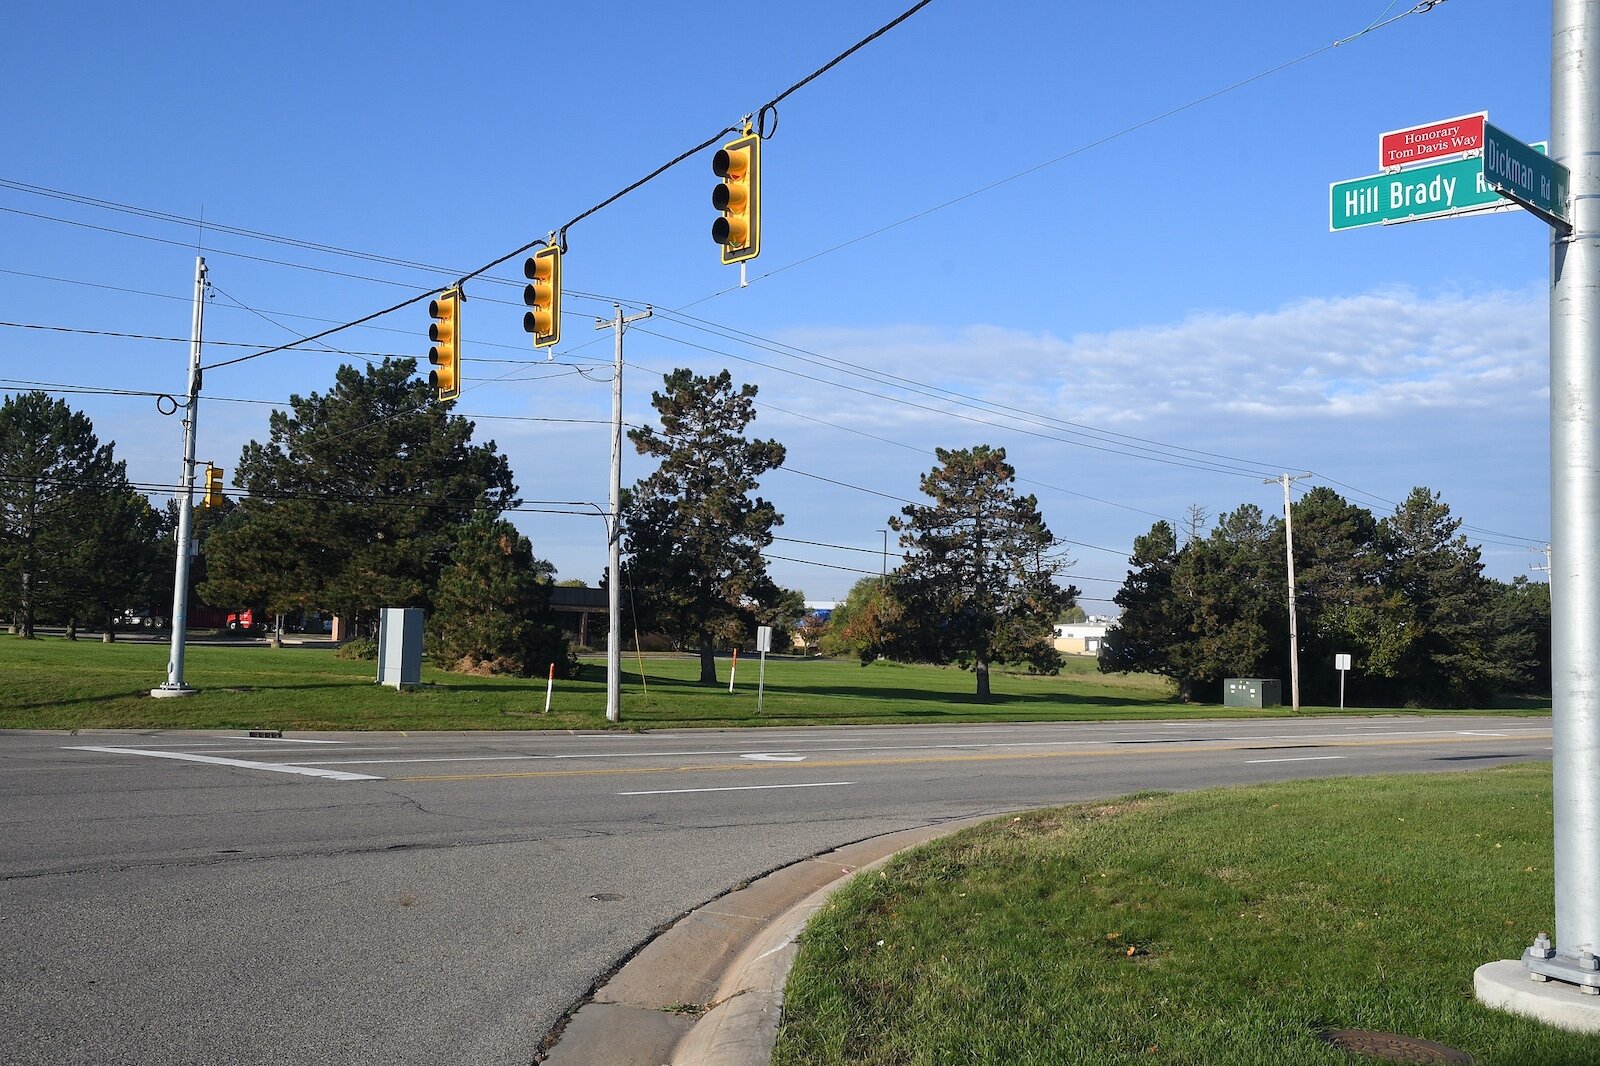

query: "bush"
left=335, top=636, right=378, bottom=661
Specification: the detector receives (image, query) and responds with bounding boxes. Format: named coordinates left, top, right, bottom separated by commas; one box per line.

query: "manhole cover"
left=1319, top=1029, right=1473, bottom=1065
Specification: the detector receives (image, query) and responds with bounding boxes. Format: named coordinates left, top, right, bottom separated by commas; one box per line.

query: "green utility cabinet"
left=1223, top=678, right=1282, bottom=708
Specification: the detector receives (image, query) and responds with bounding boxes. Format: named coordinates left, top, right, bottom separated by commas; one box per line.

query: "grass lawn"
left=0, top=634, right=1550, bottom=732
left=774, top=765, right=1585, bottom=1066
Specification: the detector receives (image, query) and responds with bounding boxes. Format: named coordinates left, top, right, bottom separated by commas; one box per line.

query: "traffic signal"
left=712, top=132, right=761, bottom=264
left=428, top=287, right=461, bottom=401
left=202, top=464, right=225, bottom=508
left=523, top=246, right=561, bottom=348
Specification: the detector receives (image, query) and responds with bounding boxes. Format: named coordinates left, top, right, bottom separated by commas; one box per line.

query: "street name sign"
left=1330, top=144, right=1547, bottom=231
left=1482, top=121, right=1571, bottom=229
left=1380, top=112, right=1487, bottom=169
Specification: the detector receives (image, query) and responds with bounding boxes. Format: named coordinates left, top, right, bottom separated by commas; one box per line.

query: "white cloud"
left=769, top=285, right=1547, bottom=433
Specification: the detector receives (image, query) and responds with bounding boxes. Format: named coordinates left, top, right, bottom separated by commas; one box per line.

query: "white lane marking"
left=1456, top=730, right=1509, bottom=737
left=618, top=781, right=852, bottom=797
left=64, top=746, right=382, bottom=781
left=234, top=736, right=344, bottom=744
left=300, top=726, right=1550, bottom=767
left=1245, top=755, right=1348, bottom=765
left=740, top=753, right=806, bottom=762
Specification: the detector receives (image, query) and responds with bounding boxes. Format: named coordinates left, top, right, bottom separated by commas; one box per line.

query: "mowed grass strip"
left=775, top=765, right=1584, bottom=1066
left=0, top=636, right=1546, bottom=732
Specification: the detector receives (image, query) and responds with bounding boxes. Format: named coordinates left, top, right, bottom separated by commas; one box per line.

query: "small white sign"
left=756, top=625, right=773, bottom=652
left=1335, top=653, right=1352, bottom=671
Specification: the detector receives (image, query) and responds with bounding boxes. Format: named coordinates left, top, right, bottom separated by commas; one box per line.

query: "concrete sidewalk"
left=539, top=815, right=994, bottom=1066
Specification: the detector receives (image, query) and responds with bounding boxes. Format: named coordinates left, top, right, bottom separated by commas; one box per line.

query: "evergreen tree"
left=623, top=368, right=786, bottom=684
left=429, top=510, right=573, bottom=677
left=887, top=445, right=1075, bottom=700
left=1487, top=575, right=1551, bottom=695
left=1103, top=508, right=1279, bottom=702
left=0, top=392, right=131, bottom=637
left=200, top=360, right=516, bottom=634
left=1282, top=488, right=1389, bottom=702
left=67, top=488, right=165, bottom=641
left=1377, top=487, right=1510, bottom=706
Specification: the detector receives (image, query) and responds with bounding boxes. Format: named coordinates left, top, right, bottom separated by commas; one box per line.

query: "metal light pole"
left=597, top=303, right=651, bottom=724
left=151, top=256, right=208, bottom=699
left=878, top=528, right=888, bottom=587
left=1530, top=0, right=1600, bottom=993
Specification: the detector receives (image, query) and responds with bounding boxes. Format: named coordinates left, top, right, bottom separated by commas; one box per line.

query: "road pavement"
left=0, top=716, right=1552, bottom=1064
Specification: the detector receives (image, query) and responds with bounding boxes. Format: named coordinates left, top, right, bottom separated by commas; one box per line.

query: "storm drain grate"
left=1318, top=1029, right=1473, bottom=1065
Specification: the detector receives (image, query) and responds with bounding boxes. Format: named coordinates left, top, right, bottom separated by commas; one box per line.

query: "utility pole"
left=1531, top=543, right=1553, bottom=587
left=1266, top=473, right=1311, bottom=712
left=151, top=257, right=208, bottom=698
left=878, top=529, right=888, bottom=587
left=596, top=303, right=652, bottom=724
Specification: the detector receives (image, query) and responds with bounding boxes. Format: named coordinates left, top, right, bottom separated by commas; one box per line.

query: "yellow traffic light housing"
left=523, top=246, right=561, bottom=348
left=428, top=287, right=461, bottom=401
left=202, top=464, right=225, bottom=508
left=712, top=132, right=761, bottom=264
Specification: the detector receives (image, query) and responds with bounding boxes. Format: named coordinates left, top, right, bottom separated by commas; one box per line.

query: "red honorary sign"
left=1379, top=112, right=1487, bottom=169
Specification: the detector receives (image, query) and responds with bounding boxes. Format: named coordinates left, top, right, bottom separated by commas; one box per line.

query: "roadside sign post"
left=755, top=626, right=772, bottom=715
left=1335, top=653, right=1352, bottom=711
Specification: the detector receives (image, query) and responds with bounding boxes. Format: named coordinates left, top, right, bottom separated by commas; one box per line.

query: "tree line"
left=1101, top=487, right=1550, bottom=707
left=6, top=362, right=1544, bottom=708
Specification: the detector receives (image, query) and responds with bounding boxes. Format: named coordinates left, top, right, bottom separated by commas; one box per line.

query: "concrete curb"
left=539, top=816, right=994, bottom=1066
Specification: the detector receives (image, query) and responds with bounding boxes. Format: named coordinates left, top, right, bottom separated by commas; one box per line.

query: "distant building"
left=1052, top=618, right=1116, bottom=657
left=549, top=585, right=607, bottom=648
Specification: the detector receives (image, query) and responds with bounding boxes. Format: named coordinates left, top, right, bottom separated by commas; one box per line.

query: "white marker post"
left=1335, top=653, right=1352, bottom=710
left=728, top=647, right=739, bottom=693
left=755, top=626, right=772, bottom=715
left=544, top=662, right=555, bottom=714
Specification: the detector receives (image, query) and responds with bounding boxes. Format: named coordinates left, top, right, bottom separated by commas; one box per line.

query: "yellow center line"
left=394, top=732, right=1547, bottom=783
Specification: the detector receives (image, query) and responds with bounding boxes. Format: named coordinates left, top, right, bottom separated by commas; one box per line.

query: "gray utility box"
left=1223, top=678, right=1282, bottom=708
left=377, top=607, right=424, bottom=690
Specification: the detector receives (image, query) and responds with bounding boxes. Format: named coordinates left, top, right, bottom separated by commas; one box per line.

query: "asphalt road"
left=0, top=716, right=1552, bottom=1064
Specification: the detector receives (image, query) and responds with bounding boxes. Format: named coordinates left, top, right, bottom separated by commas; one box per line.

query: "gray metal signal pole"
left=151, top=256, right=208, bottom=698
left=597, top=303, right=652, bottom=723
left=1534, top=0, right=1600, bottom=993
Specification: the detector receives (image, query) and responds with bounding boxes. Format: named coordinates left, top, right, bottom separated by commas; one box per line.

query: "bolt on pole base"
left=1476, top=959, right=1600, bottom=1033
left=1523, top=934, right=1600, bottom=991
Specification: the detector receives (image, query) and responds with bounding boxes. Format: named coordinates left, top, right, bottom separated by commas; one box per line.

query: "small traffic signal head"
left=712, top=132, right=761, bottom=264
left=522, top=246, right=562, bottom=348
left=428, top=287, right=461, bottom=402
left=202, top=464, right=225, bottom=508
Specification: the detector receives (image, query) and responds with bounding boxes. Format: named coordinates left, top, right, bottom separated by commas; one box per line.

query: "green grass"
left=0, top=634, right=1549, bottom=732
left=774, top=765, right=1586, bottom=1066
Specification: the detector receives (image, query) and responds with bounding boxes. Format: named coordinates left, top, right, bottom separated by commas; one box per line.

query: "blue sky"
left=4, top=1, right=1556, bottom=609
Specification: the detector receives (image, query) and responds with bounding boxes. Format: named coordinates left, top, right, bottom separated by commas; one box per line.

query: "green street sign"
left=1330, top=142, right=1548, bottom=231
left=1483, top=121, right=1570, bottom=229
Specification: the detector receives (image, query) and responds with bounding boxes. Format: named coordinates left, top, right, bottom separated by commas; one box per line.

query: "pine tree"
left=0, top=392, right=133, bottom=637
left=623, top=368, right=786, bottom=684
left=888, top=445, right=1075, bottom=700
left=429, top=511, right=572, bottom=677
left=200, top=359, right=516, bottom=634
